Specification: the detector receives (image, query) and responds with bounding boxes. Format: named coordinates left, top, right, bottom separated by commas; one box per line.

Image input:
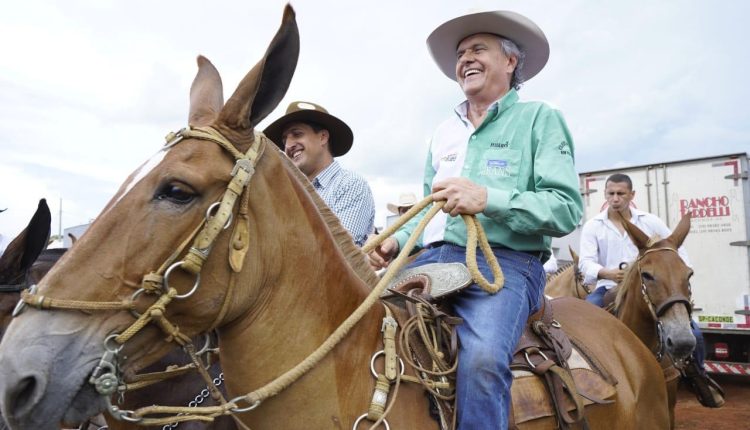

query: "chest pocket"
left=478, top=149, right=521, bottom=182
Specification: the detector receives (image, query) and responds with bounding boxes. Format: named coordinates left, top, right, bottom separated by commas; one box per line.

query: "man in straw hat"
left=265, top=101, right=375, bottom=246
left=387, top=192, right=418, bottom=216
left=368, top=10, right=582, bottom=428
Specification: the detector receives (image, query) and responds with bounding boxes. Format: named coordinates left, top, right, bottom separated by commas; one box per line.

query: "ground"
left=675, top=374, right=750, bottom=430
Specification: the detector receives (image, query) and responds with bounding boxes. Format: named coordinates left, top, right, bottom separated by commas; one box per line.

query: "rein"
left=11, top=125, right=506, bottom=427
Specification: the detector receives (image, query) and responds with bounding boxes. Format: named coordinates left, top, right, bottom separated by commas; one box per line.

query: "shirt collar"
left=593, top=207, right=647, bottom=222
left=312, top=160, right=341, bottom=189
left=453, top=88, right=519, bottom=125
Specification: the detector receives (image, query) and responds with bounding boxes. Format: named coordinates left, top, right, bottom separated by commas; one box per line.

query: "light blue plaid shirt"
left=312, top=160, right=375, bottom=246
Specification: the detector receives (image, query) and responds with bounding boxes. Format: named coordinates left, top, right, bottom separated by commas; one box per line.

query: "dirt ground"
left=675, top=374, right=750, bottom=430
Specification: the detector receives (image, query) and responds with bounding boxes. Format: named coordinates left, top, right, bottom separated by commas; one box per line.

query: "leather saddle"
left=383, top=263, right=618, bottom=430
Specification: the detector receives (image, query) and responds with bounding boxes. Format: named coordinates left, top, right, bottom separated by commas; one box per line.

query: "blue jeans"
left=691, top=319, right=706, bottom=371
left=585, top=285, right=608, bottom=307
left=407, top=244, right=545, bottom=430
left=586, top=287, right=706, bottom=370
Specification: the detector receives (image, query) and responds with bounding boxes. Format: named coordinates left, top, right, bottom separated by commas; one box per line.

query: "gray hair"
left=497, top=36, right=526, bottom=90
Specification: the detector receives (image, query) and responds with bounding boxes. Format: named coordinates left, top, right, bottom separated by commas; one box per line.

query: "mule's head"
left=620, top=213, right=695, bottom=363
left=0, top=6, right=299, bottom=428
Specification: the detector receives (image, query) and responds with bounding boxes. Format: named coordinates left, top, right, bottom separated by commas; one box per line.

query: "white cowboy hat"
left=426, top=10, right=549, bottom=82
left=387, top=192, right=418, bottom=214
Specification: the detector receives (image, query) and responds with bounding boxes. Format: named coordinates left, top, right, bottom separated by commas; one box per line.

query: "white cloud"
left=1, top=0, right=749, bottom=240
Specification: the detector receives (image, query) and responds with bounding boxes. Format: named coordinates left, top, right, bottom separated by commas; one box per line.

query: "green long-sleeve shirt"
left=393, top=89, right=583, bottom=256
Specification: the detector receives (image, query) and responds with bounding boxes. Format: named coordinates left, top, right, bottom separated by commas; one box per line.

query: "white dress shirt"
left=578, top=208, right=690, bottom=290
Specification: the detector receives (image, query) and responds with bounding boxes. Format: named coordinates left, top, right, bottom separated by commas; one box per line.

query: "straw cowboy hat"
left=426, top=10, right=549, bottom=82
left=387, top=192, right=418, bottom=214
left=263, top=101, right=353, bottom=157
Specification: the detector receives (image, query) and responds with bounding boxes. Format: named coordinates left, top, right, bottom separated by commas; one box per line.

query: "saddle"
left=383, top=263, right=618, bottom=430
left=509, top=297, right=617, bottom=429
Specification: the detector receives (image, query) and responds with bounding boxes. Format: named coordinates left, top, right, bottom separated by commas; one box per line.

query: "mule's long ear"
left=569, top=245, right=579, bottom=264
left=620, top=212, right=650, bottom=250
left=667, top=213, right=691, bottom=248
left=219, top=5, right=299, bottom=131
left=0, top=199, right=51, bottom=282
left=188, top=56, right=224, bottom=127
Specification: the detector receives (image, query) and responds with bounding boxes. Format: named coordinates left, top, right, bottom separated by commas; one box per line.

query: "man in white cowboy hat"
left=386, top=192, right=418, bottom=227
left=368, top=10, right=583, bottom=429
left=388, top=192, right=418, bottom=216
left=265, top=101, right=375, bottom=246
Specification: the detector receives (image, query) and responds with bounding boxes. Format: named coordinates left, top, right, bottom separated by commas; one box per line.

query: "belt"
left=424, top=241, right=545, bottom=261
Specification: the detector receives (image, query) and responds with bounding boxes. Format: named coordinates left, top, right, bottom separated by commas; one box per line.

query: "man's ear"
left=319, top=129, right=330, bottom=146
left=508, top=54, right=518, bottom=73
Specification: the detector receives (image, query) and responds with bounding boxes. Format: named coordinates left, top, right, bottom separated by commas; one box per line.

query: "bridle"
left=14, top=125, right=267, bottom=424
left=634, top=247, right=693, bottom=362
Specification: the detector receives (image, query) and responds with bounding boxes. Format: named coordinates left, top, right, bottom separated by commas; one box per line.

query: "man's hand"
left=367, top=237, right=399, bottom=270
left=598, top=268, right=625, bottom=283
left=432, top=177, right=487, bottom=217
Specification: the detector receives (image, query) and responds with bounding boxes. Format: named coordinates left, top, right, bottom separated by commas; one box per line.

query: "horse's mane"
left=613, top=235, right=667, bottom=312
left=275, top=149, right=380, bottom=288
left=547, top=261, right=575, bottom=281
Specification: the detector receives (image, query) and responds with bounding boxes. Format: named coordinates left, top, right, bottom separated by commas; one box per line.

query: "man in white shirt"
left=579, top=174, right=690, bottom=306
left=578, top=173, right=724, bottom=408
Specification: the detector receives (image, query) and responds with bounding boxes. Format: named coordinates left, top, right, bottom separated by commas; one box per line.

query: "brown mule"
left=614, top=213, right=698, bottom=428
left=0, top=6, right=669, bottom=429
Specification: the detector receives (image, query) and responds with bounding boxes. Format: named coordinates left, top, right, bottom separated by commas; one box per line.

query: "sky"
left=1, top=0, right=748, bottom=245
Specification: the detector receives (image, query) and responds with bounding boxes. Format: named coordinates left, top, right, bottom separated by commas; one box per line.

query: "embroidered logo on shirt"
left=481, top=159, right=512, bottom=177
left=440, top=153, right=458, bottom=162
left=558, top=141, right=571, bottom=156
left=490, top=141, right=509, bottom=148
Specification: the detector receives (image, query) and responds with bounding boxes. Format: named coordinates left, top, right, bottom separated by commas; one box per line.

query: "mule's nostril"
left=9, top=375, right=40, bottom=417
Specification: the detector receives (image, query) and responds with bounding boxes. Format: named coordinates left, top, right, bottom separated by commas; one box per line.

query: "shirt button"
left=471, top=135, right=477, bottom=140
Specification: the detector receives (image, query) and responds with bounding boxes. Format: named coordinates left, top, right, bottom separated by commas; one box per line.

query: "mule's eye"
left=641, top=271, right=655, bottom=282
left=154, top=182, right=196, bottom=204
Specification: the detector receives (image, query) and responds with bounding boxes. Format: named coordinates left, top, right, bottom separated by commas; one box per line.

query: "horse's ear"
left=0, top=199, right=51, bottom=282
left=667, top=213, right=691, bottom=248
left=218, top=5, right=299, bottom=131
left=569, top=245, right=579, bottom=264
left=188, top=56, right=224, bottom=127
left=620, top=212, right=650, bottom=250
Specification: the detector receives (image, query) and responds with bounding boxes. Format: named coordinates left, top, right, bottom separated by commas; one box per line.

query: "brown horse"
left=547, top=216, right=696, bottom=429
left=614, top=214, right=696, bottom=428
left=544, top=247, right=590, bottom=299
left=0, top=6, right=670, bottom=429
left=0, top=204, right=233, bottom=430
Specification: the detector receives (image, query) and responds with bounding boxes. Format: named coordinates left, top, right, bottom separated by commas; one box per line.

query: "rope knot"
left=141, top=273, right=164, bottom=293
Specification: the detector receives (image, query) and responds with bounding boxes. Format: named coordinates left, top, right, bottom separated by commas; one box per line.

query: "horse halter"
left=14, top=125, right=268, bottom=424
left=635, top=247, right=693, bottom=361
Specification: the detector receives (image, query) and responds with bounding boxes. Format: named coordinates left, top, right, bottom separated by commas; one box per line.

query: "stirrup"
left=683, top=365, right=725, bottom=408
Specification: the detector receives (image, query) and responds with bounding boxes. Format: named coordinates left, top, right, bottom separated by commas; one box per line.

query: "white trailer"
left=555, top=153, right=750, bottom=375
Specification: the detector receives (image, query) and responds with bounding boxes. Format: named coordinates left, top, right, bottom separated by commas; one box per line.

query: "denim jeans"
left=407, top=244, right=546, bottom=430
left=691, top=319, right=706, bottom=370
left=585, top=285, right=608, bottom=307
